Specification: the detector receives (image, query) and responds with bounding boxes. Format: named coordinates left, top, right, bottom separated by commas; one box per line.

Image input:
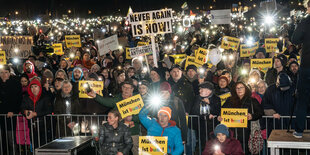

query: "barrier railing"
left=1, top=114, right=310, bottom=155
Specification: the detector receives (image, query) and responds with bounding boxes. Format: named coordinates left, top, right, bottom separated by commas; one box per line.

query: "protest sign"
left=0, top=51, right=6, bottom=65
left=195, top=47, right=208, bottom=65
left=126, top=48, right=132, bottom=59
left=265, top=38, right=279, bottom=53
left=240, top=42, right=259, bottom=57
left=221, top=36, right=240, bottom=51
left=210, top=9, right=231, bottom=25
left=129, top=44, right=158, bottom=58
left=98, top=35, right=120, bottom=55
left=169, top=54, right=187, bottom=64
left=139, top=136, right=167, bottom=155
left=129, top=9, right=173, bottom=37
left=221, top=108, right=248, bottom=128
left=65, top=35, right=81, bottom=48
left=78, top=81, right=104, bottom=98
left=184, top=56, right=201, bottom=70
left=219, top=92, right=231, bottom=106
left=52, top=43, right=63, bottom=55
left=251, top=58, right=273, bottom=73
left=137, top=41, right=149, bottom=47
left=116, top=94, right=144, bottom=118
left=0, top=36, right=33, bottom=58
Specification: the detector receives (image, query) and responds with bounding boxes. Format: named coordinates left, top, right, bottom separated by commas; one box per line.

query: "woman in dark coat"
left=219, top=81, right=264, bottom=154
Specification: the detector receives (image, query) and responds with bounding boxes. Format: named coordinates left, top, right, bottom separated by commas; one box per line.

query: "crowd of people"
left=1, top=1, right=310, bottom=155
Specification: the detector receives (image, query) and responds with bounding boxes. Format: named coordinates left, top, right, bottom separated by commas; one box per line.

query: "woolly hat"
left=160, top=81, right=172, bottom=94
left=199, top=81, right=214, bottom=91
left=218, top=75, right=229, bottom=84
left=186, top=65, right=197, bottom=73
left=158, top=106, right=172, bottom=120
left=255, top=48, right=266, bottom=57
left=275, top=54, right=288, bottom=67
left=277, top=72, right=291, bottom=88
left=214, top=124, right=229, bottom=137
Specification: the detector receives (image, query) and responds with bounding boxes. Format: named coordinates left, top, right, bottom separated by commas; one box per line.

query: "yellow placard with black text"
left=195, top=47, right=208, bottom=65
left=221, top=108, right=248, bottom=128
left=240, top=42, right=259, bottom=58
left=116, top=94, right=144, bottom=118
left=184, top=56, right=201, bottom=70
left=126, top=48, right=132, bottom=59
left=78, top=81, right=104, bottom=98
left=265, top=38, right=279, bottom=53
left=65, top=35, right=81, bottom=48
left=219, top=92, right=231, bottom=106
left=221, top=36, right=240, bottom=51
left=52, top=43, right=64, bottom=55
left=251, top=58, right=273, bottom=73
left=137, top=42, right=149, bottom=47
left=139, top=136, right=167, bottom=155
left=0, top=51, right=6, bottom=65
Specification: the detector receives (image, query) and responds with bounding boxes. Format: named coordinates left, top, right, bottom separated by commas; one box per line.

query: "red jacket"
left=202, top=134, right=244, bottom=155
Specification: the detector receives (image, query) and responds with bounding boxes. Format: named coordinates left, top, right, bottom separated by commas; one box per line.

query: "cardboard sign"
left=221, top=108, right=248, bottom=128
left=98, top=35, right=120, bottom=55
left=116, top=94, right=144, bottom=118
left=240, top=42, right=259, bottom=58
left=52, top=43, right=63, bottom=55
left=221, top=36, right=240, bottom=51
left=129, top=9, right=173, bottom=37
left=0, top=36, right=33, bottom=58
left=195, top=47, right=208, bottom=65
left=219, top=92, right=231, bottom=106
left=78, top=81, right=104, bottom=98
left=184, top=56, right=201, bottom=70
left=137, top=41, right=149, bottom=47
left=139, top=136, right=167, bottom=155
left=265, top=38, right=279, bottom=53
left=129, top=44, right=158, bottom=58
left=0, top=51, right=6, bottom=65
left=126, top=48, right=132, bottom=59
left=65, top=35, right=81, bottom=48
left=210, top=9, right=231, bottom=25
left=251, top=58, right=273, bottom=73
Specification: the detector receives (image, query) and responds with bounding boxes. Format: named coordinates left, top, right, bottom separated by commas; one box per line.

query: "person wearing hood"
left=139, top=106, right=184, bottom=155
left=149, top=67, right=165, bottom=92
left=71, top=67, right=84, bottom=96
left=265, top=54, right=288, bottom=86
left=202, top=124, right=244, bottom=155
left=23, top=60, right=38, bottom=79
left=287, top=61, right=299, bottom=86
left=81, top=51, right=95, bottom=70
left=21, top=77, right=53, bottom=148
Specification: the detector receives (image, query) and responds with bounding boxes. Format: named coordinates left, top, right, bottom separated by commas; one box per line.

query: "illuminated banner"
left=221, top=108, right=248, bottom=128
left=129, top=9, right=173, bottom=37
left=0, top=36, right=33, bottom=58
left=98, top=34, right=120, bottom=55
left=52, top=43, right=63, bottom=55
left=65, top=35, right=81, bottom=48
left=251, top=58, right=273, bottom=73
left=139, top=136, right=167, bottom=155
left=184, top=56, right=201, bottom=70
left=195, top=47, right=208, bottom=65
left=78, top=81, right=104, bottom=98
left=129, top=44, right=158, bottom=58
left=240, top=42, right=259, bottom=58
left=210, top=9, right=231, bottom=25
left=0, top=51, right=6, bottom=65
left=265, top=38, right=279, bottom=53
left=221, top=36, right=240, bottom=51
left=116, top=94, right=144, bottom=118
left=219, top=92, right=231, bottom=106
left=137, top=41, right=149, bottom=47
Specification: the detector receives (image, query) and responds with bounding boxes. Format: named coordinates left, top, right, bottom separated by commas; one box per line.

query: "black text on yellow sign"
left=65, top=35, right=81, bottom=48
left=240, top=42, right=259, bottom=58
left=0, top=51, right=6, bottom=65
left=220, top=36, right=240, bottom=51
left=221, top=108, right=248, bottom=128
left=78, top=81, right=104, bottom=98
left=184, top=56, right=201, bottom=70
left=264, top=38, right=279, bottom=53
left=195, top=47, right=208, bottom=65
left=250, top=58, right=273, bottom=73
left=52, top=43, right=64, bottom=55
left=126, top=48, right=132, bottom=59
left=139, top=136, right=167, bottom=155
left=116, top=94, right=144, bottom=118
left=137, top=42, right=149, bottom=47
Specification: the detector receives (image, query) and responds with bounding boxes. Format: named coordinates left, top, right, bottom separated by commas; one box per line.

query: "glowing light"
left=241, top=69, right=248, bottom=75
left=198, top=68, right=205, bottom=75
left=228, top=54, right=234, bottom=60
left=264, top=15, right=274, bottom=25
left=13, top=58, right=19, bottom=64
left=69, top=53, right=75, bottom=58
left=138, top=56, right=143, bottom=61
left=14, top=48, right=19, bottom=53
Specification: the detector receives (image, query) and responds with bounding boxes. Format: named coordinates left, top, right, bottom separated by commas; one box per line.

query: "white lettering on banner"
left=0, top=36, right=33, bottom=58
left=128, top=9, right=173, bottom=37
left=98, top=35, right=119, bottom=55
left=210, top=9, right=231, bottom=25
left=129, top=44, right=159, bottom=58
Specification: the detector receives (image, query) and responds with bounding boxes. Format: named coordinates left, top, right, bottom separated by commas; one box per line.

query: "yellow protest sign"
left=126, top=48, right=132, bottom=59
left=78, top=81, right=104, bottom=98
left=137, top=42, right=149, bottom=47
left=195, top=47, right=208, bottom=65
left=169, top=54, right=187, bottom=60
left=221, top=36, right=240, bottom=51
left=251, top=58, right=273, bottom=73
left=221, top=108, right=248, bottom=128
left=184, top=56, right=201, bottom=70
left=52, top=43, right=64, bottom=55
left=139, top=136, right=167, bottom=155
left=0, top=51, right=6, bottom=65
left=265, top=38, right=279, bottom=53
left=116, top=94, right=144, bottom=118
left=65, top=35, right=81, bottom=48
left=219, top=92, right=231, bottom=106
left=240, top=42, right=259, bottom=58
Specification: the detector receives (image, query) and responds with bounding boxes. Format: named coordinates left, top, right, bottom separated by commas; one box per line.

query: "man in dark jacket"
left=291, top=1, right=310, bottom=138
left=265, top=54, right=287, bottom=86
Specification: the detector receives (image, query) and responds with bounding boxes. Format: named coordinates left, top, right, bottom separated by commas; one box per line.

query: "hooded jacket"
left=139, top=107, right=184, bottom=155
left=23, top=60, right=38, bottom=79
left=71, top=67, right=84, bottom=96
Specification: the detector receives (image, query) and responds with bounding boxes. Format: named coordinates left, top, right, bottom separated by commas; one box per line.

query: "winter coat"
left=265, top=68, right=287, bottom=86
left=139, top=107, right=184, bottom=155
left=99, top=122, right=133, bottom=155
left=0, top=75, right=22, bottom=114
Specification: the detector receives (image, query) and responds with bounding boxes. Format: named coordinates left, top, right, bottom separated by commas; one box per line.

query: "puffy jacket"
left=139, top=107, right=184, bottom=155
left=99, top=122, right=133, bottom=155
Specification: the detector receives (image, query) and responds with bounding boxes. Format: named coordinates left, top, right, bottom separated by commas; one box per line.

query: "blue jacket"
left=139, top=107, right=184, bottom=155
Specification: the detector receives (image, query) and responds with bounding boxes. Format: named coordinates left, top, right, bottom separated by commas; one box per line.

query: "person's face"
left=274, top=58, right=282, bottom=68
left=107, top=113, right=119, bottom=126
left=127, top=69, right=135, bottom=78
left=139, top=85, right=148, bottom=96
left=0, top=69, right=10, bottom=82
left=54, top=80, right=63, bottom=90
left=187, top=69, right=197, bottom=79
left=122, top=84, right=134, bottom=97
left=255, top=52, right=265, bottom=59
left=165, top=71, right=170, bottom=81
left=235, top=83, right=246, bottom=98
left=101, top=69, right=109, bottom=79
left=25, top=63, right=33, bottom=73
left=216, top=133, right=227, bottom=143
left=170, top=68, right=182, bottom=82
left=161, top=90, right=171, bottom=100
left=73, top=69, right=82, bottom=80
left=21, top=77, right=29, bottom=87
left=257, top=82, right=267, bottom=95
left=150, top=71, right=161, bottom=82
left=91, top=66, right=100, bottom=73
left=56, top=72, right=65, bottom=79
left=218, top=79, right=228, bottom=88
left=31, top=84, right=40, bottom=96
left=158, top=112, right=169, bottom=127
left=199, top=88, right=212, bottom=97
left=290, top=63, right=299, bottom=74
left=147, top=55, right=154, bottom=67
left=118, top=56, right=124, bottom=63
left=117, top=73, right=126, bottom=83
left=62, top=83, right=72, bottom=94
left=133, top=60, right=142, bottom=70
left=60, top=60, right=67, bottom=69
left=288, top=58, right=297, bottom=64
left=83, top=53, right=90, bottom=61
left=223, top=73, right=231, bottom=82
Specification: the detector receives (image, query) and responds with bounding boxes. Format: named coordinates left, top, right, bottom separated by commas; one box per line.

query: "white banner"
left=0, top=36, right=33, bottom=58
left=128, top=9, right=173, bottom=37
left=129, top=44, right=159, bottom=58
left=98, top=35, right=119, bottom=55
left=210, top=9, right=231, bottom=25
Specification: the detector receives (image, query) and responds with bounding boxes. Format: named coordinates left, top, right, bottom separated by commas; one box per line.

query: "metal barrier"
left=1, top=114, right=310, bottom=155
